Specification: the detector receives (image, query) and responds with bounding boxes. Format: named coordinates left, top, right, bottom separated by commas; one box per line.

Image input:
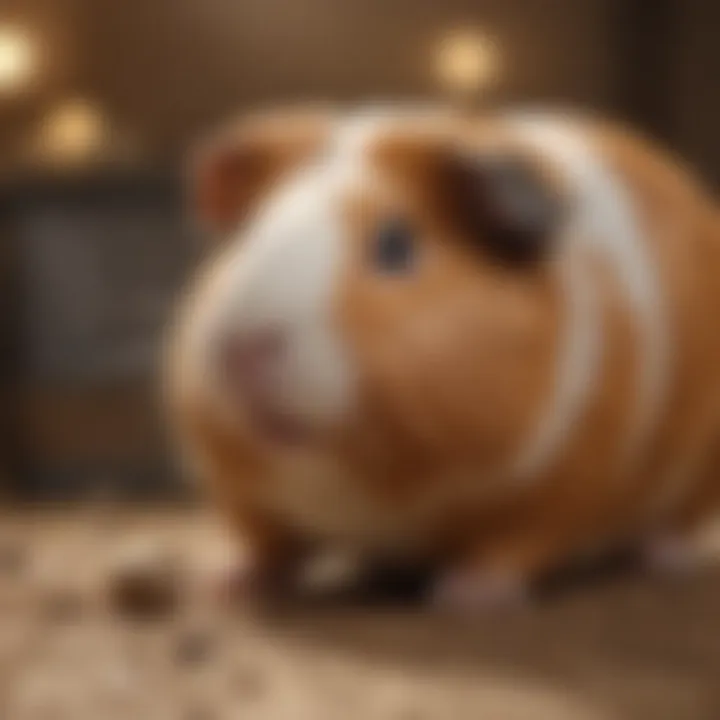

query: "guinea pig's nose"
left=218, top=328, right=286, bottom=391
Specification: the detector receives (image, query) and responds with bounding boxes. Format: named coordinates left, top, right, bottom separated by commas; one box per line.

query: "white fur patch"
left=508, top=114, right=669, bottom=481
left=512, top=239, right=602, bottom=479
left=238, top=170, right=354, bottom=422
left=183, top=155, right=357, bottom=430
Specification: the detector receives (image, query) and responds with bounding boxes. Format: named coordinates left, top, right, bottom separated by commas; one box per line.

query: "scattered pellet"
left=106, top=542, right=182, bottom=620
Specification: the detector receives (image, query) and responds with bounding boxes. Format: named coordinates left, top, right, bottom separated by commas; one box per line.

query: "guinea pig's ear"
left=189, top=128, right=278, bottom=237
left=440, top=149, right=565, bottom=265
left=189, top=110, right=330, bottom=237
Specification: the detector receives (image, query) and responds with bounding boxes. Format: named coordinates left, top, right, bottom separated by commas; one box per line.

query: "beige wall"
left=3, top=0, right=719, bottom=186
left=2, top=0, right=618, bottom=162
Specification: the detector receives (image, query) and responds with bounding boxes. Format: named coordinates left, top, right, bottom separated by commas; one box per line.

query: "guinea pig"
left=165, top=105, right=720, bottom=610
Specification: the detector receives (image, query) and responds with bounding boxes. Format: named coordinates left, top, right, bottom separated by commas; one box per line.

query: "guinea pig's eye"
left=372, top=219, right=416, bottom=274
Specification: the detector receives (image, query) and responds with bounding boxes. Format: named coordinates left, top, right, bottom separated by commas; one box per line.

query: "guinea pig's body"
left=167, top=107, right=720, bottom=606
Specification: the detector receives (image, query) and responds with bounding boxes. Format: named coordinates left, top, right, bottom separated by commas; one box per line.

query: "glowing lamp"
left=0, top=25, right=37, bottom=94
left=36, top=99, right=109, bottom=165
left=435, top=30, right=500, bottom=96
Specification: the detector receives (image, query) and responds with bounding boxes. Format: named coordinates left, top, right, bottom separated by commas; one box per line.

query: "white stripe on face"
left=508, top=115, right=669, bottom=481
left=187, top=155, right=356, bottom=429
left=188, top=110, right=421, bottom=431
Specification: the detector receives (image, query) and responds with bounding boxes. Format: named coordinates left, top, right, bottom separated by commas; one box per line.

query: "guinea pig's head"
left=183, top=109, right=568, bottom=480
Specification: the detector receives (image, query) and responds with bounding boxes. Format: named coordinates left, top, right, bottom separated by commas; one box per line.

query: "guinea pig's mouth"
left=215, top=330, right=340, bottom=447
left=213, top=333, right=307, bottom=445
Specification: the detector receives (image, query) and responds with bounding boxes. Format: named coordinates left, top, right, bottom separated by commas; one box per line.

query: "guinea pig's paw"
left=429, top=566, right=528, bottom=614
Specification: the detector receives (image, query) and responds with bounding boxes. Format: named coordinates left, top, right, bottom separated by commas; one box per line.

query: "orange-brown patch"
left=332, top=129, right=564, bottom=510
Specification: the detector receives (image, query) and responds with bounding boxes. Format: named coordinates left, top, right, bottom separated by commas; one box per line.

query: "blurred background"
left=1, top=4, right=720, bottom=719
left=0, top=0, right=719, bottom=503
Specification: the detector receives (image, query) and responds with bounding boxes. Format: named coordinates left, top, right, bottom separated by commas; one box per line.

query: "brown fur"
left=169, top=109, right=720, bottom=588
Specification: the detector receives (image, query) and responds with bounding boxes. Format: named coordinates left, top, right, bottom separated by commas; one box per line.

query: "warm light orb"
left=435, top=29, right=500, bottom=96
left=36, top=99, right=109, bottom=165
left=0, top=25, right=37, bottom=93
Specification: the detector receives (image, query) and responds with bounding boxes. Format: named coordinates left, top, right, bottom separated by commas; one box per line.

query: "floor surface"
left=0, top=509, right=718, bottom=720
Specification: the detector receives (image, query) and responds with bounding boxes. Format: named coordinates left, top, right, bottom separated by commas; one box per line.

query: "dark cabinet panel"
left=1, top=173, right=199, bottom=501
